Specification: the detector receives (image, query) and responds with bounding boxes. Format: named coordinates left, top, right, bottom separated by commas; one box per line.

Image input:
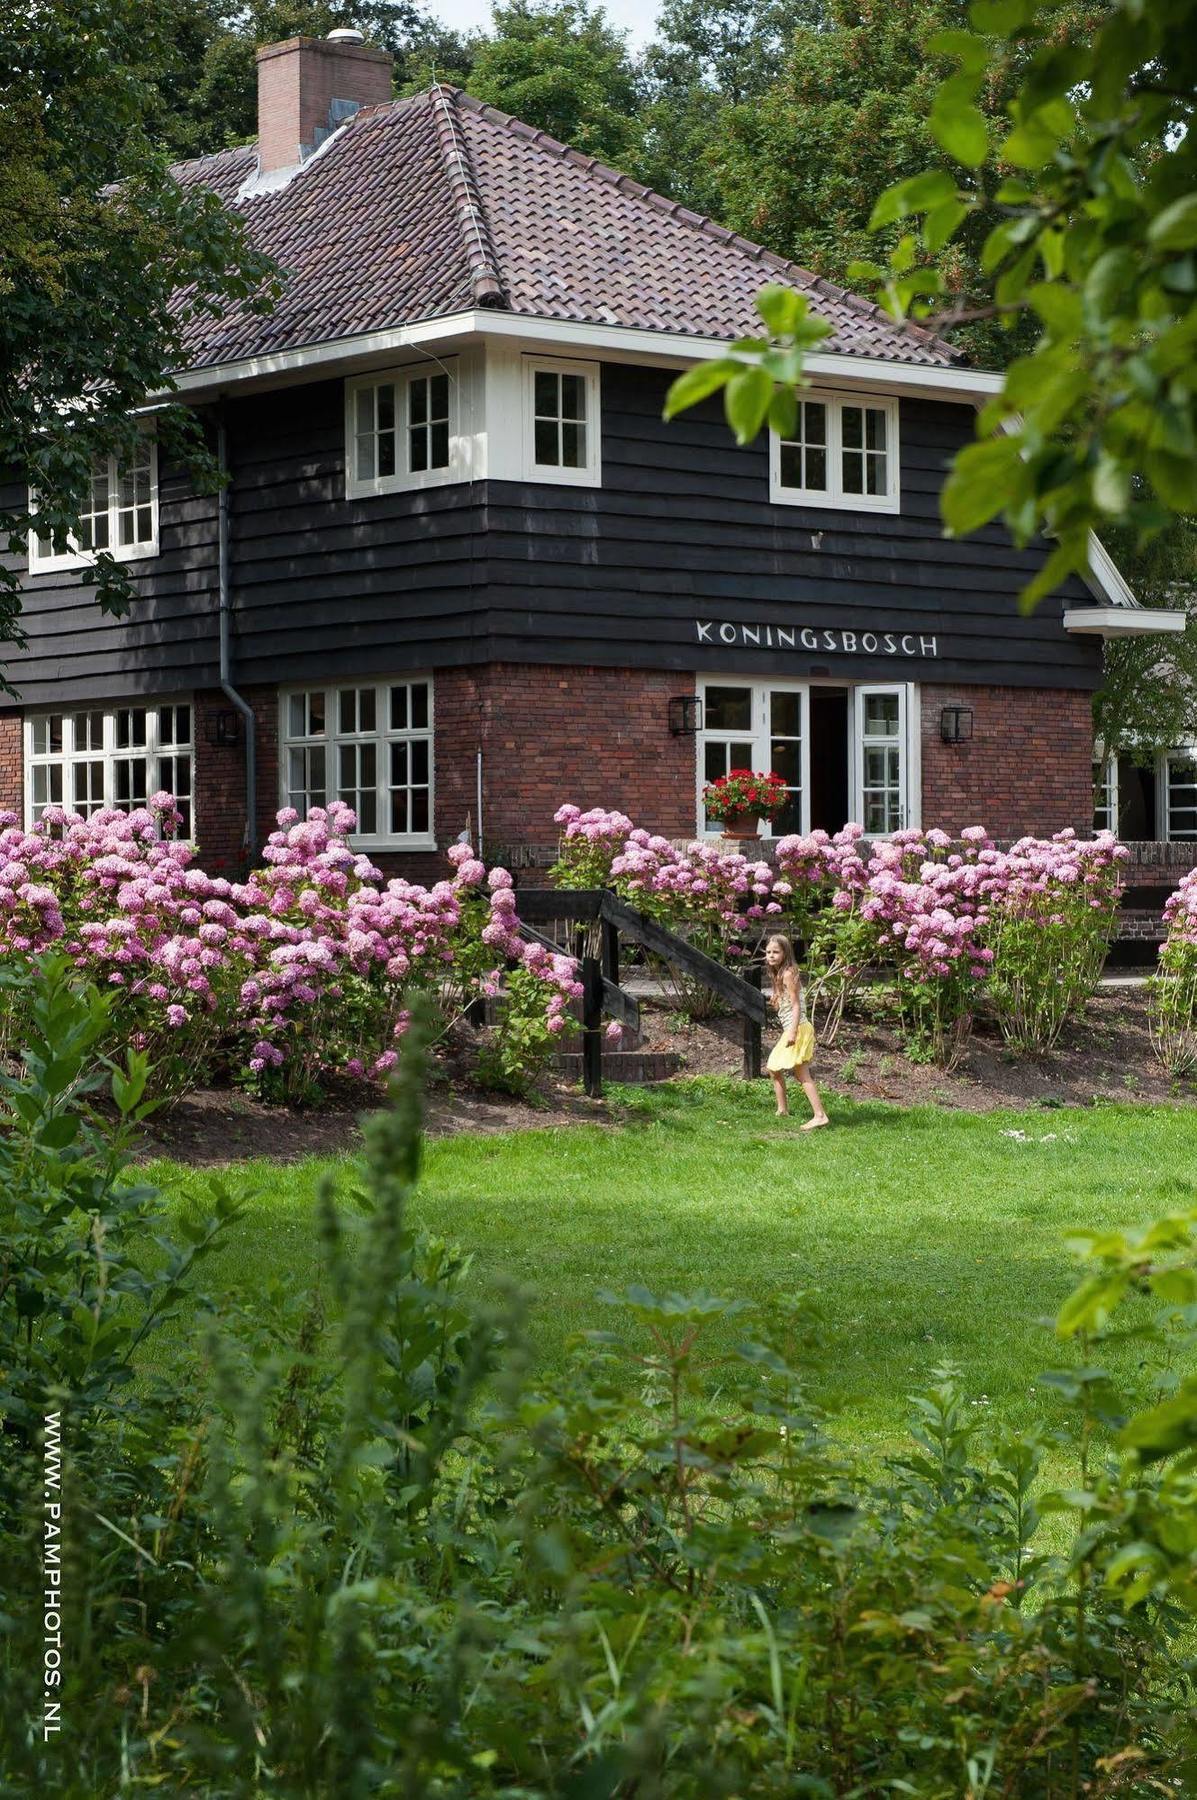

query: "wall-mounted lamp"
left=668, top=695, right=702, bottom=736
left=205, top=709, right=242, bottom=747
left=940, top=705, right=974, bottom=745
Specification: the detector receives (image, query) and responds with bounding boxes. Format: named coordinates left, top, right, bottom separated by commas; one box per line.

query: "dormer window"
left=771, top=393, right=899, bottom=513
left=29, top=436, right=159, bottom=573
left=346, top=362, right=462, bottom=496
left=522, top=357, right=601, bottom=486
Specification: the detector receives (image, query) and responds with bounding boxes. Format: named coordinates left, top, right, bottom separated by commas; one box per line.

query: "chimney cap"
left=326, top=27, right=365, bottom=43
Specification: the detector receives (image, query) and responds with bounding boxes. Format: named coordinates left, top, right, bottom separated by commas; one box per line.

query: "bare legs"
left=771, top=1063, right=829, bottom=1128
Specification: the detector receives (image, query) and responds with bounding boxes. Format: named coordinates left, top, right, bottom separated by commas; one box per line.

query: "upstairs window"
left=29, top=437, right=159, bottom=572
left=282, top=678, right=434, bottom=847
left=771, top=393, right=899, bottom=513
left=346, top=363, right=461, bottom=495
left=25, top=701, right=192, bottom=834
left=523, top=357, right=601, bottom=486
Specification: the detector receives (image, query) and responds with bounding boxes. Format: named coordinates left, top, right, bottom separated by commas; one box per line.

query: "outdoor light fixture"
left=668, top=695, right=702, bottom=736
left=940, top=705, right=974, bottom=745
left=205, top=710, right=242, bottom=747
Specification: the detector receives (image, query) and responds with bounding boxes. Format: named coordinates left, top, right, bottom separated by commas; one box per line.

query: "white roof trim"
left=1063, top=606, right=1184, bottom=638
left=1085, top=532, right=1138, bottom=609
left=163, top=310, right=1004, bottom=403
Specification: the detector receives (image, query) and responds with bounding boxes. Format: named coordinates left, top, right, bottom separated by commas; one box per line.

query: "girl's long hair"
left=765, top=934, right=800, bottom=1008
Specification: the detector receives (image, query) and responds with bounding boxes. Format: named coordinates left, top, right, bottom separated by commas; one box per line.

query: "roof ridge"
left=443, top=85, right=959, bottom=363
left=427, top=85, right=506, bottom=309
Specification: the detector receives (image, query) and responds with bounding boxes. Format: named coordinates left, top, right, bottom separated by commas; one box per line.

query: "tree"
left=639, top=0, right=819, bottom=219
left=0, top=0, right=279, bottom=669
left=1094, top=516, right=1197, bottom=761
left=667, top=0, right=1194, bottom=612
left=140, top=2, right=460, bottom=159
left=464, top=0, right=645, bottom=166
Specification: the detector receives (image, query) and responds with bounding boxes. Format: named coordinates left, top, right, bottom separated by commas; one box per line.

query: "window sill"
left=28, top=540, right=160, bottom=576
left=769, top=489, right=899, bottom=515
left=522, top=464, right=602, bottom=489
left=351, top=837, right=438, bottom=856
left=346, top=470, right=469, bottom=500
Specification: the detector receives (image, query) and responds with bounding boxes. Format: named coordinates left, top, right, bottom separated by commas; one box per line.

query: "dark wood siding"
left=481, top=364, right=1103, bottom=690
left=2, top=360, right=1104, bottom=704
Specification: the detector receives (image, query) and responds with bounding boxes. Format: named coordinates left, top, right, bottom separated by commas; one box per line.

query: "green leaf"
left=941, top=436, right=1022, bottom=536
left=926, top=29, right=989, bottom=72
left=931, top=98, right=989, bottom=169
left=724, top=365, right=775, bottom=446
left=663, top=358, right=741, bottom=421
left=755, top=284, right=806, bottom=336
left=870, top=169, right=959, bottom=230
left=1027, top=283, right=1083, bottom=337
left=1121, top=1388, right=1197, bottom=1463
left=923, top=199, right=971, bottom=254
left=1148, top=196, right=1197, bottom=253
left=970, top=0, right=1035, bottom=29
left=1001, top=117, right=1060, bottom=170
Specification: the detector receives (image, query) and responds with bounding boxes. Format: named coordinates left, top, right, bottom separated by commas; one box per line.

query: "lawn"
left=149, top=1079, right=1197, bottom=1461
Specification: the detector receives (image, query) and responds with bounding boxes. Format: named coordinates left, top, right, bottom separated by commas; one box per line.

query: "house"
left=1, top=27, right=1185, bottom=893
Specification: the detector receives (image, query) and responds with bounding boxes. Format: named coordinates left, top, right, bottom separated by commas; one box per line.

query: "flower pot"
left=719, top=809, right=765, bottom=840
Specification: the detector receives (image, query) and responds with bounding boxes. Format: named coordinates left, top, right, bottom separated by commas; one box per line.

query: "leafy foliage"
left=0, top=0, right=279, bottom=677
left=2, top=960, right=1197, bottom=1791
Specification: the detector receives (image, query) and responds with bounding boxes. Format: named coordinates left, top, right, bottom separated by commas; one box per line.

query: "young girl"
left=764, top=934, right=829, bottom=1130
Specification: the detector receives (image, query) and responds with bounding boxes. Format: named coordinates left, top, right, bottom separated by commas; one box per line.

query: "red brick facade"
left=920, top=683, right=1094, bottom=839
left=0, top=710, right=21, bottom=819
left=255, top=36, right=393, bottom=175
left=193, top=687, right=281, bottom=874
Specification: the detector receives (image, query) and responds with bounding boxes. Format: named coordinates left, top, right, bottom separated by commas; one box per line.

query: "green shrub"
left=1, top=959, right=1195, bottom=1795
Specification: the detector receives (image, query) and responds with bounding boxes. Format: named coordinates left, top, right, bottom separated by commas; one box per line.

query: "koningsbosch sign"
left=695, top=620, right=940, bottom=658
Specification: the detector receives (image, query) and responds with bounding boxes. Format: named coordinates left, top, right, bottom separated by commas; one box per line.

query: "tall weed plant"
left=1, top=957, right=1195, bottom=1795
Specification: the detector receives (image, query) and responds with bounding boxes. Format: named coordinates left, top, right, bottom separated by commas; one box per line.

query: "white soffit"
left=1063, top=606, right=1185, bottom=637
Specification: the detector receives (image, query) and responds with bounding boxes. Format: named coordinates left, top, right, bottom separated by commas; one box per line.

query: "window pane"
left=534, top=418, right=558, bottom=466
left=308, top=747, right=325, bottom=798
left=390, top=686, right=408, bottom=730
left=561, top=421, right=584, bottom=468
left=411, top=739, right=429, bottom=783
left=770, top=691, right=801, bottom=737
left=561, top=374, right=585, bottom=421
left=411, top=789, right=429, bottom=833
left=534, top=370, right=558, bottom=415
left=308, top=693, right=325, bottom=736
left=377, top=387, right=395, bottom=432
left=770, top=740, right=801, bottom=785
left=806, top=446, right=827, bottom=490
left=356, top=434, right=376, bottom=480
left=391, top=790, right=408, bottom=834
left=115, top=757, right=148, bottom=808
left=865, top=409, right=887, bottom=452
left=356, top=390, right=373, bottom=435
left=377, top=432, right=396, bottom=479
left=842, top=452, right=864, bottom=494
left=339, top=690, right=357, bottom=735
left=410, top=430, right=429, bottom=473
left=778, top=443, right=802, bottom=489
left=410, top=683, right=429, bottom=729
left=864, top=695, right=900, bottom=736
left=841, top=407, right=863, bottom=450
left=116, top=708, right=147, bottom=749
left=409, top=378, right=428, bottom=427
left=289, top=694, right=307, bottom=738
left=430, top=420, right=450, bottom=468
left=704, top=687, right=752, bottom=732
left=866, top=456, right=886, bottom=495
left=391, top=741, right=408, bottom=786
left=804, top=402, right=826, bottom=445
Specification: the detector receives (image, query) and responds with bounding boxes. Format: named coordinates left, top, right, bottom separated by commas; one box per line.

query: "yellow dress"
left=767, top=983, right=816, bottom=1072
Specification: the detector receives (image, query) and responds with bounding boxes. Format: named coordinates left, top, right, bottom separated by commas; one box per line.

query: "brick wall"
left=0, top=711, right=21, bottom=818
left=193, top=687, right=279, bottom=875
left=921, top=683, right=1094, bottom=838
left=256, top=37, right=393, bottom=174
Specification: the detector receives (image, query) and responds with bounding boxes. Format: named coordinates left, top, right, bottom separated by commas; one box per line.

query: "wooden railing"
left=516, top=888, right=767, bottom=1097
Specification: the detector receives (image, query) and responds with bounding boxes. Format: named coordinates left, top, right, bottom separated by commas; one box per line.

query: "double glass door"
left=698, top=679, right=911, bottom=837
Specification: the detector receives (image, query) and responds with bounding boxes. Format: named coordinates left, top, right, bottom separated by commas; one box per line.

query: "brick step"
left=552, top=1049, right=684, bottom=1084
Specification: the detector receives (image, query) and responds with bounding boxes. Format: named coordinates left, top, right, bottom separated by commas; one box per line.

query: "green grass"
left=148, top=1080, right=1197, bottom=1460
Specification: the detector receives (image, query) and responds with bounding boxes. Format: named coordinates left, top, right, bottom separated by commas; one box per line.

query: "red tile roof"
left=170, top=86, right=960, bottom=372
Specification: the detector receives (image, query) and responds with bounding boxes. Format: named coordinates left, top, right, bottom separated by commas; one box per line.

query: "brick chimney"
left=256, top=30, right=393, bottom=176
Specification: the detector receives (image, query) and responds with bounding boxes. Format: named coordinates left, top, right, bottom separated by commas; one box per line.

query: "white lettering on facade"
left=692, top=622, right=940, bottom=657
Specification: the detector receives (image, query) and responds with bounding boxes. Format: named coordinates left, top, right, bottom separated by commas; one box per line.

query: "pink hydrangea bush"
left=549, top=805, right=1127, bottom=1066
left=0, top=801, right=579, bottom=1102
left=1149, top=867, right=1197, bottom=1074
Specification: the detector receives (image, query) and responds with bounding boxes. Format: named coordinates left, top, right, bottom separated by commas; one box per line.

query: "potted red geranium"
left=702, top=769, right=789, bottom=839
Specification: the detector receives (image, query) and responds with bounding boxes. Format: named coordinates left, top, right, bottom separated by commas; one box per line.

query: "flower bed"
left=1149, top=867, right=1197, bottom=1073
left=550, top=806, right=1127, bottom=1066
left=0, top=800, right=581, bottom=1101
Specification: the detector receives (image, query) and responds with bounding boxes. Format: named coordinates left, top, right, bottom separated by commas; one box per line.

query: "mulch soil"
left=131, top=986, right=1195, bottom=1169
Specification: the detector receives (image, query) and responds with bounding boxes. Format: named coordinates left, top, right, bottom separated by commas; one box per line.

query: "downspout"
left=216, top=417, right=256, bottom=860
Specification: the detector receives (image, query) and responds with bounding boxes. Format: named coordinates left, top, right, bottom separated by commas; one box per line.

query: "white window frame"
left=28, top=436, right=160, bottom=573
left=280, top=677, right=435, bottom=850
left=1158, top=747, right=1197, bottom=843
left=696, top=676, right=918, bottom=839
left=521, top=356, right=602, bottom=487
left=24, top=700, right=193, bottom=833
left=850, top=685, right=912, bottom=835
left=1093, top=748, right=1119, bottom=834
left=345, top=360, right=464, bottom=498
left=770, top=391, right=899, bottom=513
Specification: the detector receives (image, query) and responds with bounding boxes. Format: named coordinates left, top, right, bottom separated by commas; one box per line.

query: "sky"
left=425, top=0, right=662, bottom=51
